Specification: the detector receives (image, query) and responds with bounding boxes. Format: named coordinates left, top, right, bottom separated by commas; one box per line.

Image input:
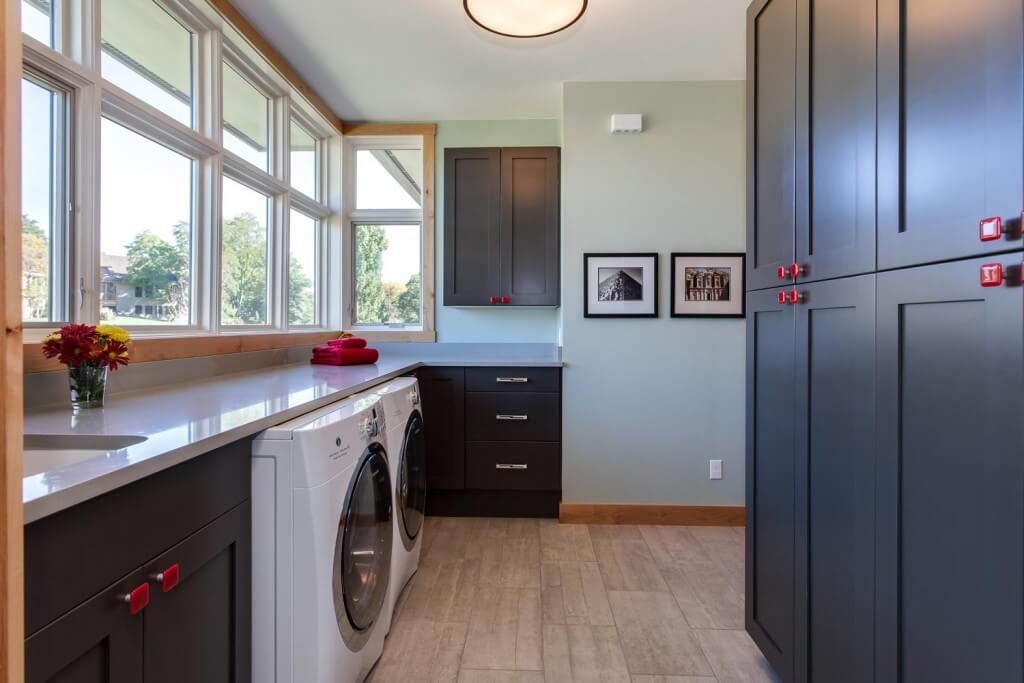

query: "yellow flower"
left=95, top=325, right=130, bottom=344
left=42, top=332, right=61, bottom=344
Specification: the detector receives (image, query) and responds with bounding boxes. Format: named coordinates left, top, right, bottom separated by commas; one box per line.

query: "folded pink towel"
left=327, top=337, right=367, bottom=349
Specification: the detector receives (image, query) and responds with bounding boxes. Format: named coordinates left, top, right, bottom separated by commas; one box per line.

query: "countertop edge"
left=23, top=361, right=425, bottom=524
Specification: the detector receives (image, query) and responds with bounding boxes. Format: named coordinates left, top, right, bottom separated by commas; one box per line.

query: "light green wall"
left=560, top=81, right=746, bottom=505
left=434, top=120, right=561, bottom=343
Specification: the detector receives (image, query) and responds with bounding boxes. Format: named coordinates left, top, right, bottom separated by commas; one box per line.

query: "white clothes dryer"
left=252, top=393, right=393, bottom=683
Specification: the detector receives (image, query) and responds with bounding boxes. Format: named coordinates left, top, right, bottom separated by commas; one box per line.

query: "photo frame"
left=583, top=253, right=659, bottom=318
left=670, top=252, right=746, bottom=318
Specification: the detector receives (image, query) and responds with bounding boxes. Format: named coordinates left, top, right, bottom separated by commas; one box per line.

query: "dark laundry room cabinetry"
left=875, top=256, right=1024, bottom=683
left=746, top=0, right=1024, bottom=680
left=419, top=366, right=562, bottom=517
left=444, top=147, right=560, bottom=307
left=24, top=440, right=252, bottom=683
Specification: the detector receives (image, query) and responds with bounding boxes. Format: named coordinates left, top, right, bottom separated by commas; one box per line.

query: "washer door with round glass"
left=332, top=443, right=392, bottom=651
left=398, top=410, right=427, bottom=549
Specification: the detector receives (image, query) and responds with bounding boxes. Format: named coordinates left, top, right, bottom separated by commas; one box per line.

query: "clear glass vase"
left=68, top=363, right=108, bottom=410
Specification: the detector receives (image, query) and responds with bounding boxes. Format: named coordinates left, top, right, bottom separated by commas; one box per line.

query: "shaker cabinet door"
left=26, top=571, right=146, bottom=683
left=878, top=0, right=1024, bottom=268
left=444, top=148, right=501, bottom=306
left=745, top=286, right=797, bottom=681
left=143, top=503, right=251, bottom=683
left=498, top=147, right=560, bottom=306
left=876, top=257, right=1024, bottom=683
left=795, top=0, right=877, bottom=282
left=419, top=367, right=467, bottom=490
left=794, top=275, right=876, bottom=683
left=747, top=0, right=798, bottom=291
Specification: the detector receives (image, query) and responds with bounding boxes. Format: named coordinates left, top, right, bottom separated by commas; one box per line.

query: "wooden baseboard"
left=559, top=503, right=745, bottom=526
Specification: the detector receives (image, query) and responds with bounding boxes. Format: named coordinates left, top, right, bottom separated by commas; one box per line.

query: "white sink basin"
left=23, top=434, right=148, bottom=477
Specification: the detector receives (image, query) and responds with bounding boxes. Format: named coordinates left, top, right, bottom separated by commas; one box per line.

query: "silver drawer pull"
left=496, top=377, right=529, bottom=383
left=496, top=463, right=529, bottom=470
left=496, top=414, right=529, bottom=421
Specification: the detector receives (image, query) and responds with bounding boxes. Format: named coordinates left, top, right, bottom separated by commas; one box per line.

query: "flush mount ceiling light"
left=464, top=0, right=588, bottom=38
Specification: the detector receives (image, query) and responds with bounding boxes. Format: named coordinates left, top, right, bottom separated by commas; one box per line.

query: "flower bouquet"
left=41, top=324, right=131, bottom=409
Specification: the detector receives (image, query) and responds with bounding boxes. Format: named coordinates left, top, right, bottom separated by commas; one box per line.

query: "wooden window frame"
left=341, top=123, right=437, bottom=342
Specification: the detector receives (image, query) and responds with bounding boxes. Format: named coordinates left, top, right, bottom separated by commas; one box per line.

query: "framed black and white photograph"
left=584, top=253, right=659, bottom=318
left=670, top=252, right=745, bottom=318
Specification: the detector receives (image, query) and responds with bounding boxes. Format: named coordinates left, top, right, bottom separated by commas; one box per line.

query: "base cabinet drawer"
left=466, top=443, right=561, bottom=491
left=465, top=367, right=560, bottom=393
left=466, top=393, right=560, bottom=442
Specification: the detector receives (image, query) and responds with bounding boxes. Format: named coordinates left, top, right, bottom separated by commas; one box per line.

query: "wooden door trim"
left=1, top=1, right=24, bottom=680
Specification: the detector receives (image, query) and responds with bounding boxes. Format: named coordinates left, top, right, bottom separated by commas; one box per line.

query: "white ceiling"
left=231, top=0, right=750, bottom=122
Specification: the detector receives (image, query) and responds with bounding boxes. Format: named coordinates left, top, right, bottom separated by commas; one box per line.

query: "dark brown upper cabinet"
left=444, top=147, right=560, bottom=307
left=877, top=0, right=1024, bottom=269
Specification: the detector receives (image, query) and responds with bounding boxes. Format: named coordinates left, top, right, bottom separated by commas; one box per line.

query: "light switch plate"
left=709, top=459, right=723, bottom=480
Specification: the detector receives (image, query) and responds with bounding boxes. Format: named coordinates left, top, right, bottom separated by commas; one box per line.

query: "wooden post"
left=0, top=0, right=24, bottom=681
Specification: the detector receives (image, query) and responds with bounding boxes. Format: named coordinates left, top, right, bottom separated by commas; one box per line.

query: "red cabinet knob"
left=787, top=289, right=804, bottom=304
left=489, top=295, right=498, bottom=304
left=979, top=216, right=1003, bottom=242
left=776, top=266, right=787, bottom=281
left=155, top=563, right=180, bottom=593
left=788, top=263, right=803, bottom=279
left=501, top=296, right=510, bottom=304
left=980, top=262, right=1004, bottom=287
left=777, top=291, right=788, bottom=305
left=123, top=583, right=150, bottom=615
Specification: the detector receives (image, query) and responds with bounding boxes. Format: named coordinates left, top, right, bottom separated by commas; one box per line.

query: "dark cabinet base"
left=426, top=490, right=560, bottom=518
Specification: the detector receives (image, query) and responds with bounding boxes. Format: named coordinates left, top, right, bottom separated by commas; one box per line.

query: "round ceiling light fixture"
left=464, top=0, right=587, bottom=38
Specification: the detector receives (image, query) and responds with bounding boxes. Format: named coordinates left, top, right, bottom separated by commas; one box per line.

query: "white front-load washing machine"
left=373, top=376, right=427, bottom=631
left=252, top=392, right=393, bottom=683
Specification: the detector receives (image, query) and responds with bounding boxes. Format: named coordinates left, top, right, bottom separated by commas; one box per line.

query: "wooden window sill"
left=24, top=330, right=343, bottom=373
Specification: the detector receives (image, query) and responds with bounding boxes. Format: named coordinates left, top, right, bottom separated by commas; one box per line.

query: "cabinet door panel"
left=444, top=148, right=501, bottom=305
left=419, top=367, right=466, bottom=490
left=747, top=0, right=797, bottom=290
left=26, top=571, right=145, bottom=683
left=878, top=0, right=1024, bottom=268
left=143, top=503, right=251, bottom=683
left=794, top=275, right=875, bottom=683
left=745, top=287, right=796, bottom=680
left=796, top=0, right=876, bottom=281
left=876, top=257, right=1024, bottom=682
left=499, top=148, right=560, bottom=306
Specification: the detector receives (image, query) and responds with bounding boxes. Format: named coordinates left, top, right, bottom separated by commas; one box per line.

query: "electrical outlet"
left=709, top=459, right=723, bottom=480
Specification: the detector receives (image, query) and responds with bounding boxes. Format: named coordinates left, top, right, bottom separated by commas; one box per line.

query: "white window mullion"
left=275, top=194, right=289, bottom=330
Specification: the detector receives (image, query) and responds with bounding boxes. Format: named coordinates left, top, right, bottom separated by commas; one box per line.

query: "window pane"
left=354, top=224, right=421, bottom=325
left=21, top=77, right=65, bottom=323
left=356, top=149, right=422, bottom=209
left=101, top=0, right=193, bottom=127
left=100, top=119, right=194, bottom=326
left=222, top=177, right=269, bottom=325
left=223, top=64, right=269, bottom=171
left=289, top=211, right=318, bottom=325
left=22, top=0, right=52, bottom=46
left=290, top=119, right=317, bottom=198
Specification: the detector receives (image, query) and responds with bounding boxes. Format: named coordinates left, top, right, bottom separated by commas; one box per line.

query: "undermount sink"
left=23, top=434, right=148, bottom=477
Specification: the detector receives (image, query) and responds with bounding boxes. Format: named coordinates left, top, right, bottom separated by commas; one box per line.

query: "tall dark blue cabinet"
left=746, top=1, right=1024, bottom=681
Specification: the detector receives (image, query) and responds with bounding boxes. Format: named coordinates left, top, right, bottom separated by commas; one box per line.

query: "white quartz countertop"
left=23, top=345, right=562, bottom=523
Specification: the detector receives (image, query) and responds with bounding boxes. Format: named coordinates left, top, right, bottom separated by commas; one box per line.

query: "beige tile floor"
left=369, top=517, right=778, bottom=683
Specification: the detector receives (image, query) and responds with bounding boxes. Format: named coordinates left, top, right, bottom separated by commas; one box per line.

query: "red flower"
left=41, top=324, right=98, bottom=368
left=100, top=339, right=130, bottom=371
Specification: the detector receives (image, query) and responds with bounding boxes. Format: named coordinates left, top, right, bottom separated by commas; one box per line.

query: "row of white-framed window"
left=19, top=0, right=340, bottom=338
